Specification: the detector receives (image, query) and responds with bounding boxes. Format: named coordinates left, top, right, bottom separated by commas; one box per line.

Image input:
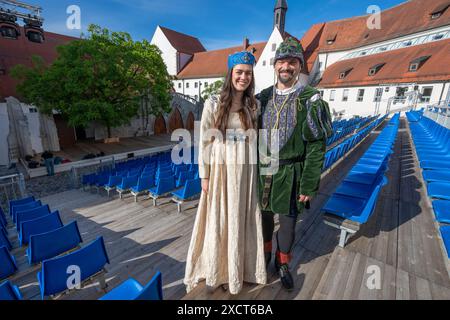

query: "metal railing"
left=0, top=173, right=26, bottom=212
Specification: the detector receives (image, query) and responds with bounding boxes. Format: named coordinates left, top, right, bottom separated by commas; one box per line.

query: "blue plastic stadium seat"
left=16, top=205, right=51, bottom=232
left=0, top=227, right=12, bottom=250
left=172, top=178, right=201, bottom=201
left=19, top=211, right=63, bottom=246
left=28, top=221, right=83, bottom=265
left=0, top=280, right=22, bottom=300
left=422, top=170, right=450, bottom=183
left=427, top=182, right=450, bottom=200
left=99, top=271, right=163, bottom=300
left=9, top=196, right=35, bottom=216
left=440, top=226, right=450, bottom=259
left=322, top=178, right=383, bottom=224
left=432, top=200, right=450, bottom=224
left=37, top=236, right=109, bottom=299
left=131, top=176, right=155, bottom=202
left=0, top=207, right=6, bottom=228
left=420, top=160, right=450, bottom=170
left=11, top=200, right=42, bottom=222
left=149, top=176, right=176, bottom=205
left=0, top=246, right=17, bottom=280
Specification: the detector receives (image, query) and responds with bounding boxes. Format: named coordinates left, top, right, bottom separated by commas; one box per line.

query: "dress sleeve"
left=198, top=98, right=215, bottom=179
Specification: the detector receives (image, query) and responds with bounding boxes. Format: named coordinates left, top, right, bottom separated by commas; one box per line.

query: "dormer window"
left=379, top=47, right=387, bottom=52
left=360, top=51, right=367, bottom=56
left=430, top=3, right=449, bottom=19
left=432, top=34, right=444, bottom=41
left=339, top=68, right=353, bottom=79
left=368, top=63, right=385, bottom=76
left=403, top=40, right=412, bottom=46
left=327, top=33, right=337, bottom=45
left=409, top=55, right=431, bottom=72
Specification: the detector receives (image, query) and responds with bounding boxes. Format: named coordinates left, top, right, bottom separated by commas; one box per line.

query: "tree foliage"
left=201, top=79, right=224, bottom=101
left=12, top=24, right=172, bottom=137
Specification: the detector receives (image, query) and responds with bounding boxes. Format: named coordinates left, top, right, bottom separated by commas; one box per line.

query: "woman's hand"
left=201, top=179, right=209, bottom=194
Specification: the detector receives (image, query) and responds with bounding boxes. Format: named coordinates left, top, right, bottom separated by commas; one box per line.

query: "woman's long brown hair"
left=214, top=67, right=258, bottom=136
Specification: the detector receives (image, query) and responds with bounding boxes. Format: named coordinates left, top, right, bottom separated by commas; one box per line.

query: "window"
left=194, top=82, right=198, bottom=88
left=368, top=63, right=385, bottom=76
left=403, top=40, right=412, bottom=47
left=357, top=89, right=365, bottom=102
left=430, top=4, right=449, bottom=19
left=339, top=68, right=353, bottom=79
left=385, top=87, right=390, bottom=92
left=319, top=90, right=324, bottom=98
left=204, top=82, right=208, bottom=87
left=342, top=89, right=349, bottom=102
left=420, top=87, right=433, bottom=103
left=409, top=63, right=419, bottom=72
left=186, top=82, right=190, bottom=89
left=327, top=33, right=337, bottom=45
left=330, top=90, right=336, bottom=101
left=270, top=58, right=274, bottom=66
left=178, top=83, right=182, bottom=89
left=396, top=87, right=408, bottom=100
left=433, top=34, right=444, bottom=40
left=29, top=108, right=38, bottom=113
left=409, top=55, right=430, bottom=72
left=374, top=88, right=383, bottom=102
left=379, top=47, right=387, bottom=52
left=263, top=60, right=266, bottom=66
left=272, top=43, right=277, bottom=52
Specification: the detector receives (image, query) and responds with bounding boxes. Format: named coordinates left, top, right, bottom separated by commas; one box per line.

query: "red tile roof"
left=0, top=28, right=78, bottom=101
left=177, top=42, right=266, bottom=79
left=317, top=0, right=450, bottom=53
left=318, top=38, right=450, bottom=88
left=159, top=26, right=206, bottom=55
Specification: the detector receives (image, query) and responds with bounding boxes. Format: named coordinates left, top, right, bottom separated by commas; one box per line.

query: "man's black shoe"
left=278, top=264, right=294, bottom=291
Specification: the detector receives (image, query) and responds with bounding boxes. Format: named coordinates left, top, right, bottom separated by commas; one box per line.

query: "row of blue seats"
left=323, top=115, right=387, bottom=172
left=81, top=149, right=202, bottom=207
left=1, top=196, right=164, bottom=300
left=327, top=116, right=378, bottom=146
left=407, top=110, right=450, bottom=259
left=321, top=113, right=400, bottom=247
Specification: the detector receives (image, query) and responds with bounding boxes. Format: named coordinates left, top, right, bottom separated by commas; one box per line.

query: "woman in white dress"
left=184, top=51, right=267, bottom=295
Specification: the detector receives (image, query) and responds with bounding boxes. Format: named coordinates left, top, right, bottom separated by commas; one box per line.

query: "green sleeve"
left=299, top=137, right=326, bottom=197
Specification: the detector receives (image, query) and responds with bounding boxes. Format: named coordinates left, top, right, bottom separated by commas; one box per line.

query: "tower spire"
left=274, top=0, right=288, bottom=34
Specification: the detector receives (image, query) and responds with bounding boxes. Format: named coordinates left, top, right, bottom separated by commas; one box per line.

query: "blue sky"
left=15, top=0, right=407, bottom=50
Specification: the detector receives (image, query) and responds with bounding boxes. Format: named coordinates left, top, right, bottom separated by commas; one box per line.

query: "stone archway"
left=186, top=112, right=195, bottom=131
left=168, top=108, right=184, bottom=133
left=154, top=115, right=167, bottom=135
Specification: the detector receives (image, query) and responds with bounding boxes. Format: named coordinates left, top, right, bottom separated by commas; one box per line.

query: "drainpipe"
left=438, top=81, right=448, bottom=105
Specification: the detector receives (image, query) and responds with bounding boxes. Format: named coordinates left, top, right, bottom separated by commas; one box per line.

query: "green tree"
left=12, top=24, right=172, bottom=138
left=201, top=79, right=224, bottom=101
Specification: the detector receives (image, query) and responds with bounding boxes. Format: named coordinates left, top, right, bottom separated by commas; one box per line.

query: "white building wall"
left=150, top=26, right=178, bottom=76
left=320, top=82, right=448, bottom=118
left=174, top=77, right=223, bottom=101
left=0, top=103, right=10, bottom=166
left=254, top=28, right=284, bottom=94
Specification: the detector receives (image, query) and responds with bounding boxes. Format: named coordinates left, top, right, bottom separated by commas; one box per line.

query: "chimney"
left=243, top=37, right=249, bottom=50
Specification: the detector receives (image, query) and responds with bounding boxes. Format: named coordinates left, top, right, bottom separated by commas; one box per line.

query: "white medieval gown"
left=184, top=97, right=267, bottom=295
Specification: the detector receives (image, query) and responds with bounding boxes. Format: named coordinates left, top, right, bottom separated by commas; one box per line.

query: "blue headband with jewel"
left=227, top=51, right=256, bottom=70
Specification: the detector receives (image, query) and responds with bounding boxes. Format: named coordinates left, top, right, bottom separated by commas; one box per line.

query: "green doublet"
left=257, top=85, right=332, bottom=215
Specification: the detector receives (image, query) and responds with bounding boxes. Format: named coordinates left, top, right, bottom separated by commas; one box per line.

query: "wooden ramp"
left=7, top=118, right=450, bottom=300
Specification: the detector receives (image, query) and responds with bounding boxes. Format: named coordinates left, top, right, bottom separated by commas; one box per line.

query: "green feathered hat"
left=274, top=37, right=305, bottom=67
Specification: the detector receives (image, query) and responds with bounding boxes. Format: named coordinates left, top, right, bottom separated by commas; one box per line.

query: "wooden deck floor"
left=6, top=117, right=450, bottom=300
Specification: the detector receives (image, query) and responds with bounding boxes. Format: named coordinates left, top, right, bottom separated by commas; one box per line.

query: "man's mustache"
left=278, top=69, right=294, bottom=74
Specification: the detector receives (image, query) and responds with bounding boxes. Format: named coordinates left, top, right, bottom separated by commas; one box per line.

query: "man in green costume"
left=257, top=37, right=333, bottom=290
